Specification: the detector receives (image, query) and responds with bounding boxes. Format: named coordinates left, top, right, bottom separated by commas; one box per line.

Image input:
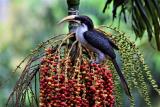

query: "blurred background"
left=0, top=0, right=159, bottom=106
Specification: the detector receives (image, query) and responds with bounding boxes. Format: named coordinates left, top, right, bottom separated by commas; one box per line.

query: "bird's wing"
left=84, top=30, right=131, bottom=97
left=107, top=38, right=119, bottom=50
left=96, top=30, right=119, bottom=50
left=83, top=30, right=116, bottom=59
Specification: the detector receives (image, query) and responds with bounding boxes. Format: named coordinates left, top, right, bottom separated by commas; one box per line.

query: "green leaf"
left=134, top=0, right=153, bottom=41
left=152, top=0, right=160, bottom=19
left=132, top=6, right=145, bottom=38
left=103, top=0, right=112, bottom=13
left=144, top=0, right=160, bottom=50
left=102, top=0, right=160, bottom=50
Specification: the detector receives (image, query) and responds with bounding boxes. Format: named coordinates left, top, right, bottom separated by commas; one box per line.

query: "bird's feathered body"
left=59, top=15, right=131, bottom=98
left=75, top=23, right=131, bottom=97
left=84, top=30, right=117, bottom=59
left=76, top=24, right=106, bottom=63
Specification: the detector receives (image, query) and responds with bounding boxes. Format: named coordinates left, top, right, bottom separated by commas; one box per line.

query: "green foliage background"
left=0, top=0, right=160, bottom=106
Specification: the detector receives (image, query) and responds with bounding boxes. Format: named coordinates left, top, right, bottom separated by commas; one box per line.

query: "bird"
left=58, top=15, right=131, bottom=98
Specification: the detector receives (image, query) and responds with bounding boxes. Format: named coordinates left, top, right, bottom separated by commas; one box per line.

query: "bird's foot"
left=90, top=60, right=96, bottom=64
left=89, top=60, right=101, bottom=67
left=89, top=60, right=100, bottom=64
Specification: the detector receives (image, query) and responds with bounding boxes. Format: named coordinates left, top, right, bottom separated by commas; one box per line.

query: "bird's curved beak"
left=58, top=15, right=80, bottom=24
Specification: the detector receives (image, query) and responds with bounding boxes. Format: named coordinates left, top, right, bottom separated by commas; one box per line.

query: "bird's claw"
left=89, top=60, right=99, bottom=64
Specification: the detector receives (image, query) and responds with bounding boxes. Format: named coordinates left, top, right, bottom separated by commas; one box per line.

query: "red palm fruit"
left=39, top=48, right=115, bottom=107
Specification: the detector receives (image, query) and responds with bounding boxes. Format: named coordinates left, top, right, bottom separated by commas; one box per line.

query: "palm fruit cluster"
left=39, top=47, right=115, bottom=107
left=6, top=27, right=160, bottom=107
left=96, top=27, right=160, bottom=106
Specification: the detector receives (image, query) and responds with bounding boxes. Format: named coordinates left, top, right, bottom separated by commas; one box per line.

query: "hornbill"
left=59, top=15, right=131, bottom=98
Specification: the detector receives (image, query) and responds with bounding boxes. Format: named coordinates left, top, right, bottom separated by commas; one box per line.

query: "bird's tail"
left=112, top=59, right=132, bottom=98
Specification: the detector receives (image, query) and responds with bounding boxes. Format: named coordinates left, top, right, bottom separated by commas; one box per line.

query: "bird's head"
left=58, top=15, right=94, bottom=30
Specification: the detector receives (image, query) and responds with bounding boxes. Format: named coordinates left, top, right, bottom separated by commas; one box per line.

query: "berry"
left=39, top=48, right=115, bottom=107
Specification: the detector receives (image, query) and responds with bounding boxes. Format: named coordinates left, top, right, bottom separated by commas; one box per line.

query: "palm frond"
left=103, top=0, right=160, bottom=50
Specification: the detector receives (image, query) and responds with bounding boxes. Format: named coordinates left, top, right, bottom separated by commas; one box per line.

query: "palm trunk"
left=67, top=0, right=80, bottom=32
left=67, top=0, right=80, bottom=63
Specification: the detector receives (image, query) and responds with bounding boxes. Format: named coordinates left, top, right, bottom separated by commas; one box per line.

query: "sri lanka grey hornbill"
left=59, top=15, right=131, bottom=98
